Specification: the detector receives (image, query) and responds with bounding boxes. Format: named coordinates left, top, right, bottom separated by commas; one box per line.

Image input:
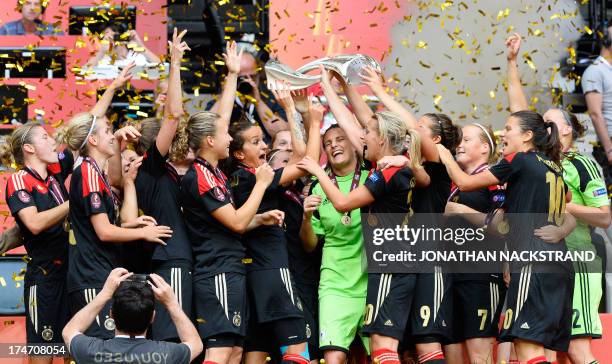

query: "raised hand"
left=505, top=33, right=522, bottom=61
left=436, top=144, right=454, bottom=165
left=168, top=28, right=190, bottom=64
left=223, top=40, right=243, bottom=75
left=360, top=66, right=385, bottom=94
left=148, top=273, right=178, bottom=307
left=306, top=95, right=325, bottom=129
left=123, top=156, right=143, bottom=181
left=271, top=81, right=295, bottom=112
left=100, top=268, right=132, bottom=299
left=292, top=88, right=309, bottom=114
left=377, top=155, right=409, bottom=170
left=111, top=62, right=136, bottom=90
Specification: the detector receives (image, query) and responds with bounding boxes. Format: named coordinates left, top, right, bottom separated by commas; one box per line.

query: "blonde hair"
left=470, top=123, right=499, bottom=165
left=374, top=111, right=422, bottom=168
left=0, top=122, right=41, bottom=169
left=136, top=117, right=191, bottom=163
left=56, top=112, right=97, bottom=156
left=186, top=111, right=220, bottom=152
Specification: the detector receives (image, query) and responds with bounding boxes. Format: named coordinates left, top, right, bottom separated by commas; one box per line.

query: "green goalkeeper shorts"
left=319, top=294, right=370, bottom=353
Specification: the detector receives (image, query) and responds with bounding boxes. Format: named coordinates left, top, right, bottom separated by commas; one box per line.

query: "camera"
left=125, top=274, right=149, bottom=283
left=237, top=76, right=254, bottom=95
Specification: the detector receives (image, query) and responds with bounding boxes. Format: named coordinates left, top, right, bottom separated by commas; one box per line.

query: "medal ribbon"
left=328, top=162, right=361, bottom=220
left=198, top=157, right=234, bottom=204
left=24, top=166, right=66, bottom=206
left=85, top=157, right=121, bottom=209
left=448, top=163, right=489, bottom=201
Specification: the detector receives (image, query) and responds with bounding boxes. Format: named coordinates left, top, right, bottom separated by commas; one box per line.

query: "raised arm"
left=157, top=28, right=190, bottom=157
left=63, top=268, right=132, bottom=348
left=148, top=274, right=203, bottom=362
left=319, top=66, right=364, bottom=152
left=361, top=67, right=439, bottom=162
left=278, top=95, right=323, bottom=185
left=216, top=41, right=243, bottom=124
left=119, top=157, right=142, bottom=224
left=300, top=194, right=322, bottom=253
left=273, top=86, right=306, bottom=158
left=342, top=81, right=374, bottom=128
left=90, top=63, right=135, bottom=118
left=505, top=33, right=529, bottom=112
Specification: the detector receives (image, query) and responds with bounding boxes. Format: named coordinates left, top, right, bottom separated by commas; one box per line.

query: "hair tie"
left=79, top=115, right=97, bottom=150
left=471, top=123, right=495, bottom=154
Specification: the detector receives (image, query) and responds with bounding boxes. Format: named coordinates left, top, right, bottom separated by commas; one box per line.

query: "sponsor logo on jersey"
left=17, top=190, right=31, bottom=203
left=368, top=172, right=380, bottom=183
left=593, top=188, right=607, bottom=197
left=384, top=319, right=393, bottom=326
left=212, top=186, right=225, bottom=201
left=520, top=322, right=530, bottom=330
left=91, top=193, right=101, bottom=209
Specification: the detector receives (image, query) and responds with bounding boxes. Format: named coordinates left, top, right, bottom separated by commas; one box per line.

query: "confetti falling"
left=386, top=0, right=585, bottom=126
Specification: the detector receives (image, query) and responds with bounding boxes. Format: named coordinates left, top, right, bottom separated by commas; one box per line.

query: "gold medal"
left=63, top=218, right=70, bottom=232
left=341, top=214, right=352, bottom=226
left=367, top=214, right=378, bottom=227
left=497, top=220, right=509, bottom=235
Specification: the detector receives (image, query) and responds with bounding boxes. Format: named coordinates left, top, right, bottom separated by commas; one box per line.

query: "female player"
left=506, top=33, right=611, bottom=364
left=60, top=80, right=174, bottom=339
left=296, top=110, right=420, bottom=364
left=226, top=83, right=321, bottom=364
left=359, top=66, right=461, bottom=363
left=299, top=123, right=370, bottom=364
left=436, top=110, right=574, bottom=364
left=181, top=108, right=283, bottom=364
left=441, top=123, right=506, bottom=363
left=120, top=28, right=196, bottom=341
left=2, top=122, right=74, bottom=364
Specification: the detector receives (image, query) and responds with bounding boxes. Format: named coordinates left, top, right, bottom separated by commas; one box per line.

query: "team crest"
left=232, top=312, right=241, bottom=327
left=104, top=317, right=116, bottom=331
left=212, top=187, right=225, bottom=201
left=305, top=324, right=311, bottom=338
left=90, top=193, right=101, bottom=209
left=42, top=326, right=53, bottom=341
left=17, top=191, right=31, bottom=203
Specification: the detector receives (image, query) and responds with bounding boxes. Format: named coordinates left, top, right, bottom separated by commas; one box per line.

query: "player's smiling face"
left=363, top=117, right=382, bottom=163
left=236, top=125, right=267, bottom=168
left=323, top=127, right=355, bottom=169
left=456, top=124, right=488, bottom=167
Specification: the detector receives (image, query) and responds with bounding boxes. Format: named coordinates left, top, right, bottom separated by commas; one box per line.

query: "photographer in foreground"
left=62, top=268, right=202, bottom=364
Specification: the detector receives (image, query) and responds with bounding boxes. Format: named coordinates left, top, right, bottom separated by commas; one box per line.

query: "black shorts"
left=408, top=270, right=453, bottom=344
left=363, top=273, right=417, bottom=340
left=247, top=268, right=304, bottom=323
left=193, top=272, right=248, bottom=344
left=150, top=261, right=193, bottom=341
left=245, top=316, right=308, bottom=353
left=450, top=278, right=506, bottom=343
left=68, top=288, right=114, bottom=339
left=498, top=264, right=573, bottom=352
left=296, top=284, right=319, bottom=359
left=25, top=279, right=69, bottom=344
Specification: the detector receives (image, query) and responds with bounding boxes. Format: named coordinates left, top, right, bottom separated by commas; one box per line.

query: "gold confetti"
left=433, top=94, right=442, bottom=105
left=417, top=41, right=428, bottom=49
left=584, top=26, right=593, bottom=35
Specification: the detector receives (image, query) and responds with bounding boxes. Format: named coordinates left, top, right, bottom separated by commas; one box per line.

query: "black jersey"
left=181, top=158, right=244, bottom=278
left=412, top=161, right=451, bottom=213
left=489, top=151, right=569, bottom=258
left=135, top=145, right=192, bottom=264
left=6, top=150, right=73, bottom=285
left=231, top=167, right=289, bottom=271
left=279, top=184, right=322, bottom=290
left=363, top=166, right=415, bottom=214
left=448, top=166, right=506, bottom=281
left=67, top=157, right=121, bottom=293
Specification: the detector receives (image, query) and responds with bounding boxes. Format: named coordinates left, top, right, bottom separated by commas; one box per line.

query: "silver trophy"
left=265, top=54, right=382, bottom=90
